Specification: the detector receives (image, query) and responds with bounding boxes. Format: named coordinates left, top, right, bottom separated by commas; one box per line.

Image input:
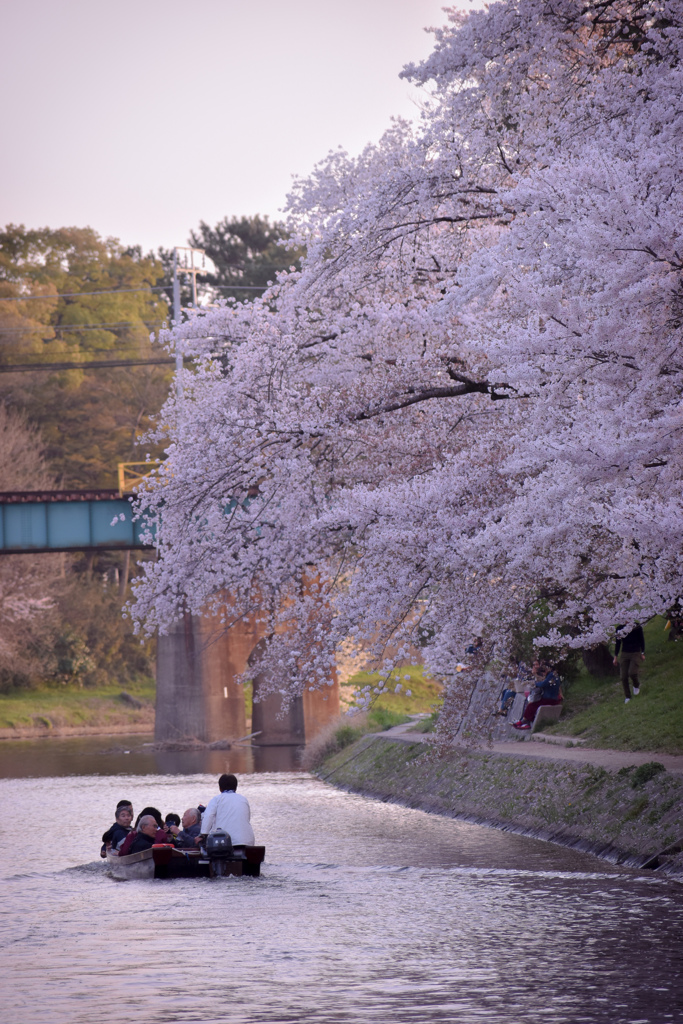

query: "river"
left=0, top=735, right=681, bottom=1023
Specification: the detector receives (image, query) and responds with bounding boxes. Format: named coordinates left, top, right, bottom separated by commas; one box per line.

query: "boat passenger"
left=134, top=806, right=164, bottom=830
left=168, top=808, right=202, bottom=848
left=118, top=815, right=168, bottom=856
left=199, top=774, right=255, bottom=848
left=165, top=812, right=181, bottom=829
left=100, top=801, right=134, bottom=857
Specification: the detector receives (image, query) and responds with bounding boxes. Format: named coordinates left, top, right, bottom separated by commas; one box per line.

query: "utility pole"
left=172, top=248, right=182, bottom=381
left=171, top=246, right=217, bottom=395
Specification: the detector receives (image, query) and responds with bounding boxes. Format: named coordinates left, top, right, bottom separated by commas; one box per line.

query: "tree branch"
left=351, top=379, right=514, bottom=420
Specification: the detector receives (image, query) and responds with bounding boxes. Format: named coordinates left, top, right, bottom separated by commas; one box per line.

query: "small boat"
left=105, top=843, right=266, bottom=881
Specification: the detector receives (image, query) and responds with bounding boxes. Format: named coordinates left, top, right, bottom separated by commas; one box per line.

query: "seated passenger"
left=100, top=800, right=133, bottom=857
left=168, top=808, right=202, bottom=848
left=164, top=812, right=181, bottom=830
left=512, top=660, right=563, bottom=730
left=199, top=774, right=255, bottom=849
left=118, top=814, right=168, bottom=856
left=134, top=806, right=164, bottom=830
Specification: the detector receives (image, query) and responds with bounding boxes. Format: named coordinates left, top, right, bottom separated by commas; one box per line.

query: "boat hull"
left=105, top=844, right=265, bottom=880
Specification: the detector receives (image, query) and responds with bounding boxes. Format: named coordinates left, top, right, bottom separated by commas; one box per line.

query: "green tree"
left=156, top=215, right=303, bottom=308
left=0, top=225, right=171, bottom=488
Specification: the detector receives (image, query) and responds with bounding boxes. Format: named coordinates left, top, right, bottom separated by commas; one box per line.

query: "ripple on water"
left=0, top=768, right=681, bottom=1023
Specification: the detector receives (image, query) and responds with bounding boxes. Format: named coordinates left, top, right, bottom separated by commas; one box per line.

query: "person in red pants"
left=512, top=661, right=563, bottom=730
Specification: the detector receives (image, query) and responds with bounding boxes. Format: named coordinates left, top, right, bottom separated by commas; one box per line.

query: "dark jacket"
left=118, top=828, right=168, bottom=857
left=531, top=670, right=562, bottom=701
left=174, top=822, right=201, bottom=848
left=102, top=823, right=132, bottom=848
left=615, top=625, right=645, bottom=656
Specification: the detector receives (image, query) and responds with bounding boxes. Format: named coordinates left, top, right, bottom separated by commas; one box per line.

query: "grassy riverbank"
left=0, top=664, right=439, bottom=743
left=302, top=666, right=443, bottom=766
left=317, top=735, right=683, bottom=874
left=0, top=676, right=155, bottom=738
left=542, top=618, right=683, bottom=753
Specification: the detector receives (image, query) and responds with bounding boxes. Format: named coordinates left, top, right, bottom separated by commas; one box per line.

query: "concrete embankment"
left=316, top=734, right=683, bottom=877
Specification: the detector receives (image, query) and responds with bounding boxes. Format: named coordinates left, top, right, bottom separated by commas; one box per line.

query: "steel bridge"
left=0, top=488, right=339, bottom=744
left=0, top=490, right=154, bottom=553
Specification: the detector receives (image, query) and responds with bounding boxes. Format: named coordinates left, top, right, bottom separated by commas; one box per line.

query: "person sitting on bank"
left=199, top=774, right=255, bottom=848
left=494, top=657, right=532, bottom=716
left=494, top=657, right=518, bottom=716
left=613, top=623, right=645, bottom=703
left=100, top=800, right=134, bottom=857
left=512, top=660, right=563, bottom=730
left=168, top=808, right=202, bottom=848
left=118, top=814, right=169, bottom=856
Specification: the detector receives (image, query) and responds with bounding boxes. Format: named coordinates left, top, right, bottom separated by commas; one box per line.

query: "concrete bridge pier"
left=155, top=610, right=340, bottom=745
left=155, top=611, right=257, bottom=743
left=251, top=683, right=306, bottom=745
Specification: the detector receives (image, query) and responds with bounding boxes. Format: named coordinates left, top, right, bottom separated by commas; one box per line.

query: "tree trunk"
left=119, top=550, right=130, bottom=600
left=581, top=643, right=617, bottom=677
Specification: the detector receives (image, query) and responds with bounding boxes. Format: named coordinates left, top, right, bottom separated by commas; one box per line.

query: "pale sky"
left=1, top=0, right=476, bottom=254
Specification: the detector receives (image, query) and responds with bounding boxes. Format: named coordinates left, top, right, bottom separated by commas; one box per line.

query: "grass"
left=7, top=627, right=679, bottom=756
left=0, top=676, right=156, bottom=732
left=300, top=705, right=415, bottom=769
left=299, top=664, right=441, bottom=769
left=542, top=617, right=683, bottom=754
left=412, top=707, right=441, bottom=733
left=346, top=664, right=442, bottom=715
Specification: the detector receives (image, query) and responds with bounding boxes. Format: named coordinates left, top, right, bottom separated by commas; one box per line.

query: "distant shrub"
left=302, top=707, right=415, bottom=771
left=49, top=628, right=97, bottom=686
left=367, top=708, right=410, bottom=731
left=42, top=579, right=155, bottom=687
left=630, top=762, right=666, bottom=788
left=335, top=723, right=364, bottom=748
left=0, top=667, right=37, bottom=695
left=300, top=713, right=369, bottom=769
left=412, top=705, right=442, bottom=733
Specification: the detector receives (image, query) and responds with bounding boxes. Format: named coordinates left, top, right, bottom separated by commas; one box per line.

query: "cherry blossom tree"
left=132, top=0, right=683, bottom=727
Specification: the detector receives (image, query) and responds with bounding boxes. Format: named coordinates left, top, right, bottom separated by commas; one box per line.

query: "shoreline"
left=0, top=723, right=154, bottom=741
left=316, top=734, right=683, bottom=878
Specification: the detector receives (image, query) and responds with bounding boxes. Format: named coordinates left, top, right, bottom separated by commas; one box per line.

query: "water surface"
left=0, top=745, right=681, bottom=1023
left=0, top=733, right=300, bottom=778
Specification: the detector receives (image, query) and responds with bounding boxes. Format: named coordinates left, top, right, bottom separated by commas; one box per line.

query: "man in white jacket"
left=199, top=773, right=255, bottom=847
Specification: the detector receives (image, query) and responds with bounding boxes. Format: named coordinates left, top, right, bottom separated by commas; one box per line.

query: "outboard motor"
left=206, top=829, right=234, bottom=875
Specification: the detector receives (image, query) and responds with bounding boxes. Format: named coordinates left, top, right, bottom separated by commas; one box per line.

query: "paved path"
left=383, top=722, right=683, bottom=775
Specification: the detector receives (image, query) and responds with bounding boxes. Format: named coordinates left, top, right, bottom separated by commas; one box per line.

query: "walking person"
left=613, top=624, right=645, bottom=703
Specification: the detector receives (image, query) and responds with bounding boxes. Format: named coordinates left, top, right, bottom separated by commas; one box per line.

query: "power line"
left=0, top=356, right=184, bottom=374
left=2, top=345, right=168, bottom=355
left=0, top=281, right=274, bottom=302
left=216, top=284, right=270, bottom=290
left=0, top=286, right=168, bottom=301
left=0, top=320, right=165, bottom=334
